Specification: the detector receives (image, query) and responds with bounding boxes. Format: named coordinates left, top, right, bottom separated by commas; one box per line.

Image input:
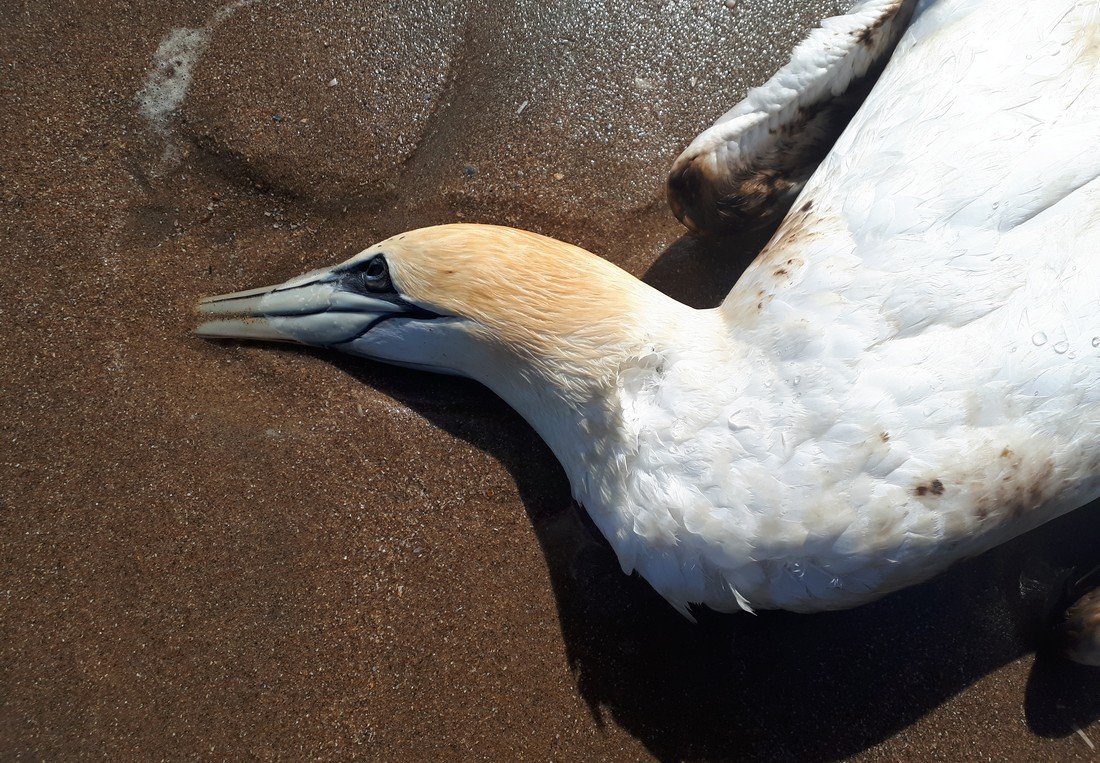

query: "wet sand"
left=2, top=0, right=1097, bottom=759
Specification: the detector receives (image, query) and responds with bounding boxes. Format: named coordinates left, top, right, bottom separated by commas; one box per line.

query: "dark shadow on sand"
left=309, top=228, right=1099, bottom=761
left=323, top=354, right=1100, bottom=761
left=638, top=225, right=774, bottom=308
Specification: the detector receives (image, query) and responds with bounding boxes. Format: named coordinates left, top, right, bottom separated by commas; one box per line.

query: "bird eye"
left=346, top=255, right=393, bottom=294
left=365, top=258, right=386, bottom=280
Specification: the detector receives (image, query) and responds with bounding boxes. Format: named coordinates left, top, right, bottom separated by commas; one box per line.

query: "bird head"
left=197, top=223, right=675, bottom=382
left=196, top=223, right=696, bottom=471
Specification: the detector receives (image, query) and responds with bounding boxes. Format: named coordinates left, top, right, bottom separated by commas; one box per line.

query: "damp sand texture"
left=2, top=0, right=1098, bottom=760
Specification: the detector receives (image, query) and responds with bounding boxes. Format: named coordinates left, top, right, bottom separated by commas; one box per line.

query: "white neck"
left=453, top=297, right=727, bottom=503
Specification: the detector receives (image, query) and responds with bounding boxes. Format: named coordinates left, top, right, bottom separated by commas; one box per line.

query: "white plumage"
left=569, top=0, right=1100, bottom=615
left=197, top=0, right=1099, bottom=639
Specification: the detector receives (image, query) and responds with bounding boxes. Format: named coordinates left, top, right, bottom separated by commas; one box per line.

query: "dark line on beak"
left=201, top=293, right=267, bottom=306
left=271, top=277, right=328, bottom=294
left=201, top=277, right=329, bottom=305
left=331, top=304, right=441, bottom=347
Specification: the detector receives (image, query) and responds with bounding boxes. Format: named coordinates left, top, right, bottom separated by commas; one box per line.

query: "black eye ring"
left=346, top=255, right=393, bottom=294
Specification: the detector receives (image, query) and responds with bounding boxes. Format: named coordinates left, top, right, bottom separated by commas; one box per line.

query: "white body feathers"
left=576, top=0, right=1100, bottom=614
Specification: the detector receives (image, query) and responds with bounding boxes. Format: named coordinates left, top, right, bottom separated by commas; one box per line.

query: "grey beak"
left=195, top=268, right=428, bottom=346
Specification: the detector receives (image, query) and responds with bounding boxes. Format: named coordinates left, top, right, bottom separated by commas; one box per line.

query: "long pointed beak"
left=195, top=284, right=299, bottom=342
left=194, top=268, right=423, bottom=347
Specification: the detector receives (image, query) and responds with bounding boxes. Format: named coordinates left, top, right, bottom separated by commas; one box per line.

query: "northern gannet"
left=196, top=0, right=1100, bottom=664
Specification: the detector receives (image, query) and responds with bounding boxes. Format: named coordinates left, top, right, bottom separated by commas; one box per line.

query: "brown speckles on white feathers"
left=667, top=0, right=915, bottom=233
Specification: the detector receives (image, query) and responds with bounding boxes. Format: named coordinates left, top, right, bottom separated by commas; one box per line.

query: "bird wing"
left=723, top=0, right=1100, bottom=345
left=667, top=0, right=915, bottom=232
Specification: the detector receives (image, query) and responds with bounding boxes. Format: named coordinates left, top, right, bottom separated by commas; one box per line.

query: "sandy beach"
left=2, top=0, right=1097, bottom=758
